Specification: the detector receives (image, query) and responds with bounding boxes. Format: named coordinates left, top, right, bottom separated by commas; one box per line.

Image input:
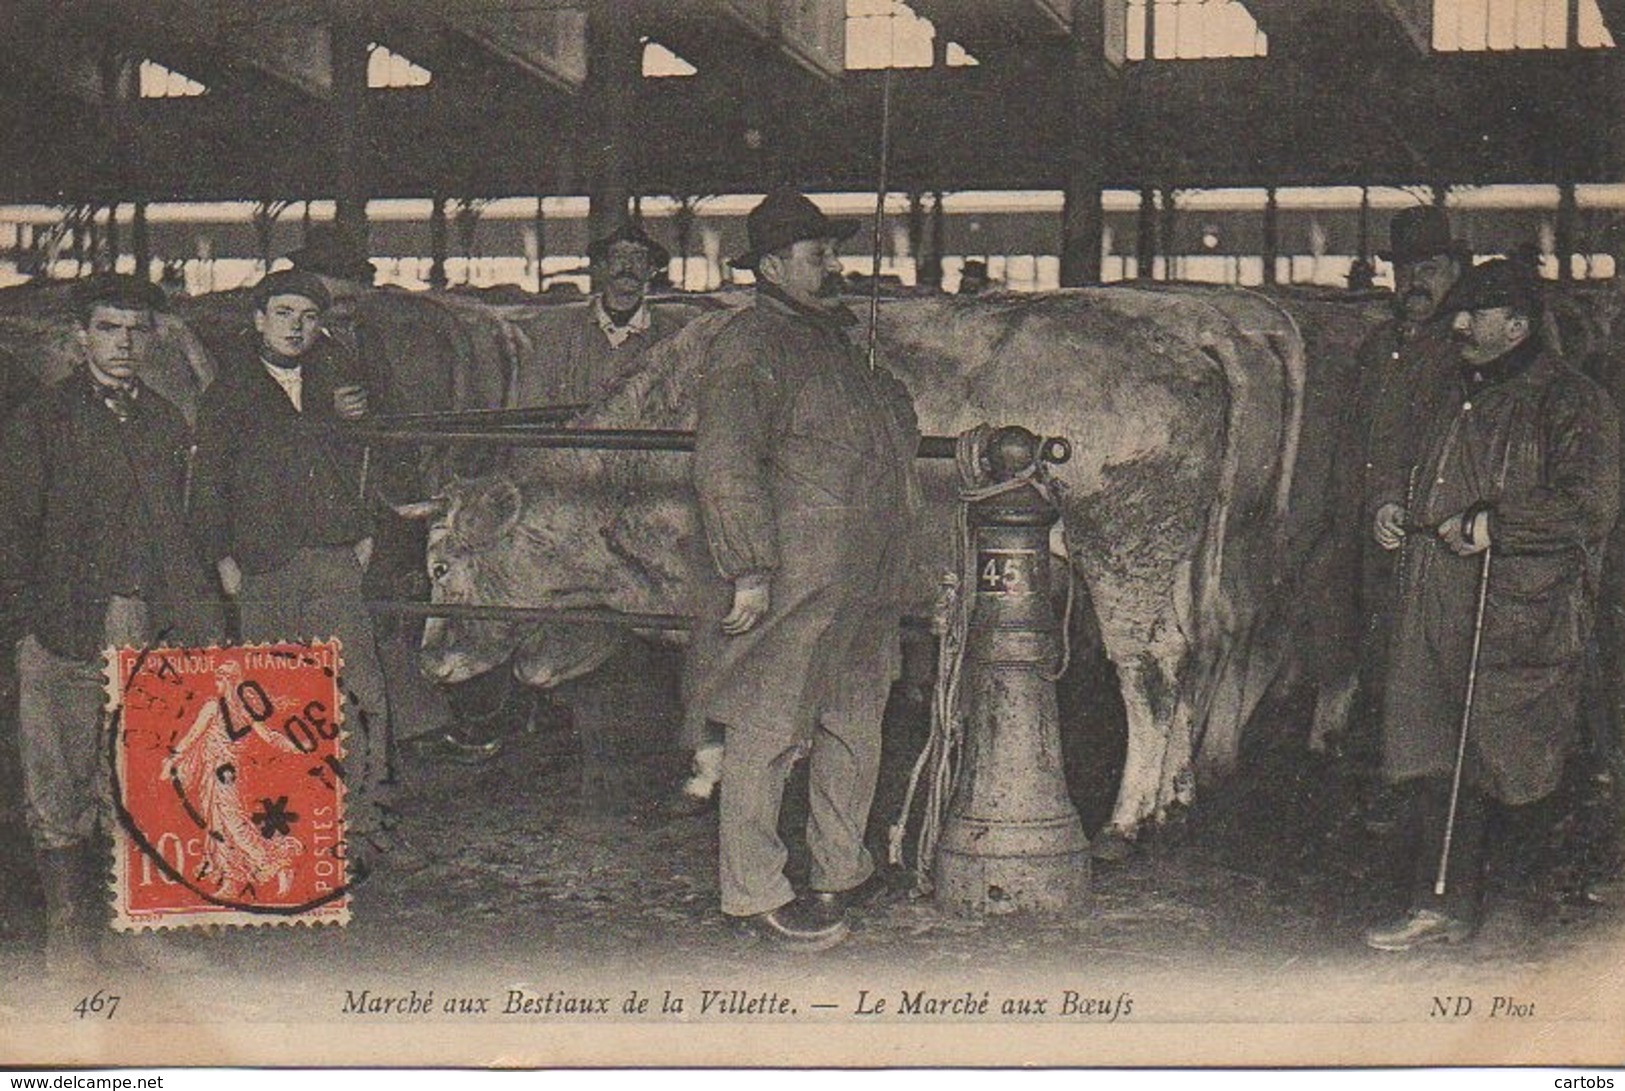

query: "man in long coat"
left=1324, top=208, right=1466, bottom=808
left=687, top=188, right=919, bottom=950
left=1365, top=259, right=1620, bottom=950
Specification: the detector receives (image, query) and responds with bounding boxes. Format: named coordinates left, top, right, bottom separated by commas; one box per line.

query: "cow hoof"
left=661, top=788, right=717, bottom=821
left=1089, top=829, right=1135, bottom=863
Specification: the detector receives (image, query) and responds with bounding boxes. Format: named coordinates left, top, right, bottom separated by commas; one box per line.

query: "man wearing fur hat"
left=1364, top=258, right=1619, bottom=949
left=509, top=222, right=682, bottom=409
left=685, top=188, right=920, bottom=950
left=191, top=269, right=400, bottom=877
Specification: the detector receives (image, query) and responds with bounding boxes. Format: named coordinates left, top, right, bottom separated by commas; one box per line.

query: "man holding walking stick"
left=1365, top=258, right=1620, bottom=951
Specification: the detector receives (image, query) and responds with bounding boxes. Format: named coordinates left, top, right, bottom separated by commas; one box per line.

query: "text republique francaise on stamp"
left=105, top=639, right=352, bottom=929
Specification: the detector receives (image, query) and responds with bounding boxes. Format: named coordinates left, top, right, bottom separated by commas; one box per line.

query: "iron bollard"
left=935, top=425, right=1090, bottom=914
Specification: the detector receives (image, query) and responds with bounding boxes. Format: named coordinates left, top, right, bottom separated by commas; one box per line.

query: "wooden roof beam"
left=911, top=0, right=1073, bottom=61
left=1243, top=0, right=1430, bottom=57
left=441, top=6, right=589, bottom=93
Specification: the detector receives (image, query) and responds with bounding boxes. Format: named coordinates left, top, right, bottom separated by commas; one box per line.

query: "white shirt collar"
left=261, top=358, right=303, bottom=412
left=592, top=297, right=651, bottom=348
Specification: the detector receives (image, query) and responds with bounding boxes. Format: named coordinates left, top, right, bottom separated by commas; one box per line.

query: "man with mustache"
left=509, top=222, right=681, bottom=409
left=1365, top=258, right=1619, bottom=949
left=0, top=275, right=221, bottom=971
left=685, top=188, right=920, bottom=949
left=1324, top=207, right=1470, bottom=817
left=191, top=269, right=398, bottom=879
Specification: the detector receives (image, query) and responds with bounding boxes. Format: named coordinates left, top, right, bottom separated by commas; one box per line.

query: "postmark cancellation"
left=105, top=639, right=353, bottom=930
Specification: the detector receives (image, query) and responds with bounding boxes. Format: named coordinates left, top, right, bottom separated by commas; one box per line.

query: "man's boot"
left=36, top=845, right=97, bottom=977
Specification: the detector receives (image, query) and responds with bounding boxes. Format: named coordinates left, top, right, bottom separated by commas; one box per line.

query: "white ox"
left=405, top=287, right=1315, bottom=835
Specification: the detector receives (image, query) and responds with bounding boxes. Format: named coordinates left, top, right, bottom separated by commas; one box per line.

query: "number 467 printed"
left=72, top=989, right=120, bottom=1019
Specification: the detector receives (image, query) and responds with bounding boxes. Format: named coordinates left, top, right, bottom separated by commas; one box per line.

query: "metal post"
left=330, top=6, right=370, bottom=244
left=132, top=200, right=149, bottom=281
left=1137, top=186, right=1157, bottom=280
left=935, top=427, right=1091, bottom=914
left=585, top=8, right=638, bottom=245
left=1263, top=187, right=1280, bottom=286
left=429, top=195, right=448, bottom=290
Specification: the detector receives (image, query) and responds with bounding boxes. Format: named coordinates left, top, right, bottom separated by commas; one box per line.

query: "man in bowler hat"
left=1316, top=207, right=1472, bottom=809
left=683, top=188, right=920, bottom=949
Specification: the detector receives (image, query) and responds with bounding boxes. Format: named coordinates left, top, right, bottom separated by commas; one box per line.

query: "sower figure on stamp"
left=1322, top=207, right=1467, bottom=822
left=1364, top=259, right=1621, bottom=951
left=685, top=188, right=921, bottom=950
left=0, top=275, right=222, bottom=972
left=190, top=269, right=404, bottom=880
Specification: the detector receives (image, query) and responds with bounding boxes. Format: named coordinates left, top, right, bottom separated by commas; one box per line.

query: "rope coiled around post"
left=887, top=425, right=1077, bottom=893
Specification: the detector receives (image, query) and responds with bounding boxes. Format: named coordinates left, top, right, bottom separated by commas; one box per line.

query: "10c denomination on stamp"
left=107, top=640, right=352, bottom=929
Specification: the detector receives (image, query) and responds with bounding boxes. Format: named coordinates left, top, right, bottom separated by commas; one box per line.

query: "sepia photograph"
left=0, top=0, right=1622, bottom=1071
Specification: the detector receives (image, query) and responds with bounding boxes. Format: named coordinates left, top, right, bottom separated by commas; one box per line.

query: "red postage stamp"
left=107, top=640, right=352, bottom=929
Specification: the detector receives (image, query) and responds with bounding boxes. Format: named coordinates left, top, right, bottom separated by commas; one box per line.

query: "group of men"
left=1342, top=206, right=1621, bottom=950
left=0, top=188, right=916, bottom=964
left=0, top=241, right=401, bottom=971
left=4, top=184, right=1619, bottom=968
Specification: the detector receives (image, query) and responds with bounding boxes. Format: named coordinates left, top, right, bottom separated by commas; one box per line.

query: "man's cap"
left=587, top=222, right=671, bottom=272
left=73, top=273, right=167, bottom=319
left=1379, top=206, right=1464, bottom=265
left=1439, top=257, right=1544, bottom=316
left=732, top=188, right=859, bottom=272
left=284, top=224, right=376, bottom=285
left=252, top=269, right=332, bottom=312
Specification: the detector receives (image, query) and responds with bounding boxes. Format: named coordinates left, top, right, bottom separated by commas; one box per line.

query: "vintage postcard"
left=2, top=0, right=1625, bottom=1074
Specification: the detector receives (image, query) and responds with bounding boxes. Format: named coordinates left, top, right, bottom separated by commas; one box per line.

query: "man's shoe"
left=407, top=730, right=505, bottom=766
left=807, top=872, right=894, bottom=926
left=1363, top=909, right=1474, bottom=951
left=736, top=901, right=850, bottom=951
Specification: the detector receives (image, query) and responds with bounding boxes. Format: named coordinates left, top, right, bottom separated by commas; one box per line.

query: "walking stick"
left=1436, top=543, right=1493, bottom=896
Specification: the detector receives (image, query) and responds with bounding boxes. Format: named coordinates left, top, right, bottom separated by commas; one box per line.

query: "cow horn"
left=393, top=496, right=450, bottom=520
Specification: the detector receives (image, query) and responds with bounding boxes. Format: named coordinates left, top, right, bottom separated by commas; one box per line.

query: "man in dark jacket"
left=0, top=275, right=221, bottom=971
left=1323, top=208, right=1467, bottom=812
left=1364, top=259, right=1621, bottom=950
left=687, top=188, right=920, bottom=950
left=191, top=269, right=396, bottom=877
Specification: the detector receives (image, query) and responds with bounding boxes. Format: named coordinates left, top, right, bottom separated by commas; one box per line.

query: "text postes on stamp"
left=107, top=640, right=352, bottom=930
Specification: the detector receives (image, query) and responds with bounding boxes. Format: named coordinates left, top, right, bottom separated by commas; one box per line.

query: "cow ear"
left=457, top=477, right=523, bottom=551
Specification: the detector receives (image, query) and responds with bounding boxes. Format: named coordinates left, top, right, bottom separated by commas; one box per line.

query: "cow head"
left=400, top=472, right=628, bottom=687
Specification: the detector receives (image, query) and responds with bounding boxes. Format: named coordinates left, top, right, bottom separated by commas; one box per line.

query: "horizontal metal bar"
left=370, top=600, right=695, bottom=629
left=368, top=599, right=933, bottom=632
left=372, top=405, right=589, bottom=428
left=352, top=424, right=964, bottom=459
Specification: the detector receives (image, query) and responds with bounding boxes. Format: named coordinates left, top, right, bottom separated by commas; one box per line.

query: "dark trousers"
left=1403, top=775, right=1489, bottom=921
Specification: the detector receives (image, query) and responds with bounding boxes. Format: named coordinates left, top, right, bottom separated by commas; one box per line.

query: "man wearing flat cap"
left=191, top=269, right=400, bottom=878
left=1363, top=258, right=1620, bottom=949
left=509, top=221, right=682, bottom=409
left=684, top=187, right=920, bottom=949
left=0, top=275, right=222, bottom=970
left=1319, top=207, right=1472, bottom=810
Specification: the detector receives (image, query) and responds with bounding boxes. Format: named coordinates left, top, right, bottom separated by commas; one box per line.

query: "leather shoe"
left=1363, top=908, right=1474, bottom=951
left=807, top=872, right=894, bottom=926
left=736, top=900, right=849, bottom=951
